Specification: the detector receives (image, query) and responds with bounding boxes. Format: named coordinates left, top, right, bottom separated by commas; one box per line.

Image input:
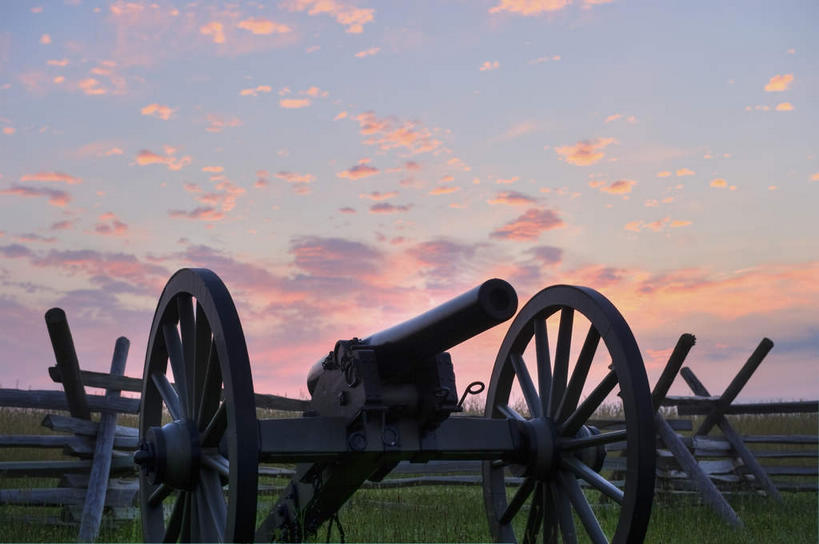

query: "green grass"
left=1, top=407, right=816, bottom=542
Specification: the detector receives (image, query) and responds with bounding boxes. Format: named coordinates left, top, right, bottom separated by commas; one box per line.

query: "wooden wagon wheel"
left=134, top=268, right=259, bottom=543
left=482, top=285, right=655, bottom=543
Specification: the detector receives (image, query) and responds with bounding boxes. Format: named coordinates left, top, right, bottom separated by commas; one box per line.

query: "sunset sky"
left=0, top=1, right=816, bottom=402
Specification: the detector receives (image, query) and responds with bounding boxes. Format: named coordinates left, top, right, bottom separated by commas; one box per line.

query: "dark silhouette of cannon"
left=133, top=268, right=655, bottom=543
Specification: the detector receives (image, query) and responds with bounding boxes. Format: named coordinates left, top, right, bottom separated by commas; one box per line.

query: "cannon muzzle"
left=308, top=279, right=517, bottom=393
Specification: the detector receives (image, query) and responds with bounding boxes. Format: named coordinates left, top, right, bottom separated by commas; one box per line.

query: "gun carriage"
left=133, top=268, right=655, bottom=543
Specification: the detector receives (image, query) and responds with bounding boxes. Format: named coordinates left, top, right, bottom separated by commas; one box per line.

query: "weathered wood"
left=45, top=308, right=92, bottom=420
left=741, top=434, right=819, bottom=444
left=0, top=486, right=136, bottom=507
left=586, top=418, right=693, bottom=431
left=0, top=434, right=89, bottom=449
left=655, top=412, right=742, bottom=527
left=0, top=456, right=135, bottom=477
left=50, top=366, right=310, bottom=412
left=78, top=336, right=129, bottom=543
left=673, top=399, right=819, bottom=415
left=391, top=460, right=482, bottom=474
left=42, top=414, right=138, bottom=440
left=651, top=333, right=695, bottom=410
left=0, top=388, right=139, bottom=414
left=682, top=366, right=783, bottom=502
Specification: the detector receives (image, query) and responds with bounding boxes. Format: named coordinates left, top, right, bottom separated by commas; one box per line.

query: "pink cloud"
left=0, top=184, right=71, bottom=206
left=140, top=103, right=175, bottom=120
left=202, top=165, right=223, bottom=173
left=206, top=114, right=242, bottom=133
left=480, top=60, right=500, bottom=71
left=279, top=98, right=311, bottom=109
left=168, top=207, right=225, bottom=221
left=94, top=212, right=128, bottom=236
left=593, top=179, right=636, bottom=194
left=764, top=73, right=794, bottom=92
left=554, top=137, right=615, bottom=166
left=429, top=186, right=460, bottom=195
left=775, top=102, right=794, bottom=111
left=355, top=47, right=380, bottom=58
left=20, top=171, right=82, bottom=184
left=487, top=190, right=536, bottom=205
left=200, top=22, right=226, bottom=44
left=490, top=208, right=565, bottom=241
left=276, top=171, right=315, bottom=184
left=337, top=162, right=379, bottom=180
left=354, top=112, right=443, bottom=155
left=369, top=202, right=411, bottom=214
left=240, top=85, right=272, bottom=97
left=360, top=191, right=397, bottom=201
left=676, top=168, right=695, bottom=176
left=283, top=0, right=375, bottom=34
left=496, top=176, right=519, bottom=184
left=135, top=148, right=192, bottom=170
left=489, top=0, right=570, bottom=15
left=237, top=17, right=292, bottom=35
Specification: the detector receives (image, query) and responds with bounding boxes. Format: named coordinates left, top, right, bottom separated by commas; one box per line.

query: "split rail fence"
left=0, top=310, right=816, bottom=540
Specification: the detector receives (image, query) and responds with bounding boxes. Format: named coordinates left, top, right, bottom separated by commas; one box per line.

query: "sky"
left=0, top=0, right=817, bottom=403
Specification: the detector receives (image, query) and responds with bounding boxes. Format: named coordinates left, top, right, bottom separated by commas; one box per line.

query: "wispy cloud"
left=140, top=103, right=175, bottom=120
left=370, top=202, right=411, bottom=214
left=590, top=179, right=636, bottom=194
left=353, top=111, right=443, bottom=155
left=554, top=137, right=615, bottom=166
left=206, top=114, right=242, bottom=132
left=20, top=171, right=82, bottom=184
left=283, top=0, right=375, bottom=34
left=237, top=17, right=292, bottom=35
left=355, top=47, right=380, bottom=58
left=94, top=212, right=128, bottom=236
left=764, top=73, right=794, bottom=92
left=479, top=60, right=500, bottom=71
left=625, top=217, right=691, bottom=232
left=337, top=160, right=379, bottom=180
left=200, top=22, right=226, bottom=44
left=135, top=146, right=192, bottom=170
left=240, top=85, right=272, bottom=96
left=487, top=190, right=537, bottom=205
left=490, top=208, right=565, bottom=240
left=280, top=98, right=311, bottom=109
left=0, top=184, right=71, bottom=207
left=489, top=0, right=570, bottom=16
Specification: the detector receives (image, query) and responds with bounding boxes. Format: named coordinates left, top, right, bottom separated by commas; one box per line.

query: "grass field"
left=0, top=407, right=816, bottom=543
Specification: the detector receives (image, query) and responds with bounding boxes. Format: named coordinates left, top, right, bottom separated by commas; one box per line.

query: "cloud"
left=240, top=85, right=272, bottom=96
left=276, top=171, right=315, bottom=184
left=140, top=103, right=175, bottom=120
left=0, top=184, right=71, bottom=206
left=405, top=239, right=478, bottom=286
left=237, top=17, right=292, bottom=35
left=479, top=60, right=500, bottom=71
left=592, top=179, right=636, bottom=194
left=487, top=190, right=536, bottom=205
left=94, top=212, right=128, bottom=236
left=283, top=0, right=375, bottom=34
left=429, top=186, right=460, bottom=195
left=657, top=171, right=672, bottom=178
left=775, top=102, right=794, bottom=111
left=2, top=127, right=15, bottom=135
left=527, top=245, right=563, bottom=266
left=279, top=98, right=311, bottom=109
left=135, top=147, right=192, bottom=170
left=355, top=47, right=380, bottom=58
left=20, top=171, right=82, bottom=184
left=811, top=173, right=819, bottom=182
left=764, top=73, right=794, bottom=92
left=77, top=78, right=106, bottom=95
left=604, top=113, right=622, bottom=123
left=360, top=191, right=397, bottom=201
left=47, top=58, right=69, bottom=67
left=369, top=202, right=411, bottom=214
left=496, top=176, right=519, bottom=184
left=40, top=34, right=52, bottom=45
left=290, top=236, right=382, bottom=277
left=202, top=165, right=223, bottom=173
left=489, top=0, right=570, bottom=15
left=337, top=162, right=379, bottom=180
left=168, top=207, right=225, bottom=221
left=200, top=22, right=226, bottom=44
left=676, top=168, right=695, bottom=176
left=206, top=114, right=241, bottom=132
left=710, top=178, right=727, bottom=188
left=529, top=55, right=560, bottom=64
left=625, top=217, right=692, bottom=232
left=334, top=111, right=348, bottom=120
left=490, top=208, right=565, bottom=241
left=554, top=137, right=615, bottom=166
left=354, top=111, right=443, bottom=155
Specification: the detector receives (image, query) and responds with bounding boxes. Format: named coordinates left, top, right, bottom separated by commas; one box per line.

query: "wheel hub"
left=518, top=416, right=559, bottom=479
left=134, top=419, right=201, bottom=490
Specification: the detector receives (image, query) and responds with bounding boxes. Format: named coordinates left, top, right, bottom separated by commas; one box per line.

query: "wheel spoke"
left=203, top=454, right=230, bottom=479
left=509, top=353, right=541, bottom=418
left=549, top=307, right=573, bottom=417
left=497, top=403, right=527, bottom=422
left=152, top=372, right=184, bottom=421
left=162, top=321, right=188, bottom=413
left=534, top=318, right=552, bottom=419
left=163, top=492, right=184, bottom=543
left=560, top=369, right=618, bottom=436
left=193, top=302, right=212, bottom=424
left=177, top=294, right=196, bottom=418
left=201, top=401, right=227, bottom=447
left=558, top=470, right=608, bottom=544
left=197, top=344, right=221, bottom=431
left=179, top=492, right=192, bottom=543
left=561, top=456, right=624, bottom=504
left=556, top=325, right=600, bottom=423
left=554, top=479, right=577, bottom=544
left=198, top=468, right=227, bottom=542
left=148, top=482, right=172, bottom=508
left=542, top=483, right=558, bottom=544
left=499, top=477, right=535, bottom=525
left=559, top=429, right=627, bottom=451
left=522, top=482, right=544, bottom=544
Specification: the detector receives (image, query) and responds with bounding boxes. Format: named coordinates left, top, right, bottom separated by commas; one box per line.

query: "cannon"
left=133, top=268, right=655, bottom=543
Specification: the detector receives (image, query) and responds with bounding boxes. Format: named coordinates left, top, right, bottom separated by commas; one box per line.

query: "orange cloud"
left=237, top=17, right=292, bottom=35
left=676, top=168, right=695, bottom=176
left=710, top=178, right=727, bottom=188
left=496, top=176, right=519, bottom=184
left=47, top=59, right=69, bottom=67
left=360, top=191, right=397, bottom=201
left=77, top=78, right=106, bottom=96
left=625, top=217, right=691, bottom=232
left=529, top=55, right=561, bottom=64
left=200, top=21, right=226, bottom=44
left=140, top=103, right=175, bottom=120
left=480, top=60, right=500, bottom=71
left=811, top=173, right=819, bottom=182
left=94, top=212, right=128, bottom=236
left=487, top=190, right=536, bottom=206
left=429, top=186, right=461, bottom=196
left=355, top=47, right=380, bottom=58
left=764, top=73, right=794, bottom=92
left=334, top=111, right=348, bottom=120
left=40, top=34, right=51, bottom=45
left=775, top=102, right=794, bottom=111
left=657, top=171, right=672, bottom=178
left=2, top=127, right=15, bottom=135
left=206, top=114, right=241, bottom=132
left=490, top=208, right=564, bottom=240
left=554, top=137, right=615, bottom=166
left=276, top=171, right=315, bottom=184
left=240, top=85, right=272, bottom=96
left=337, top=162, right=379, bottom=180
left=19, top=171, right=82, bottom=184
left=135, top=148, right=192, bottom=170
left=284, top=0, right=374, bottom=34
left=489, top=0, right=570, bottom=15
left=0, top=184, right=70, bottom=206
left=280, top=98, right=311, bottom=109
left=169, top=207, right=225, bottom=221
left=201, top=165, right=223, bottom=173
left=354, top=112, right=442, bottom=155
left=594, top=179, right=636, bottom=194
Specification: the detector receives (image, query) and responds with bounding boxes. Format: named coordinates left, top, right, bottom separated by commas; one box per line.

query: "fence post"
left=45, top=308, right=91, bottom=420
left=77, top=337, right=130, bottom=542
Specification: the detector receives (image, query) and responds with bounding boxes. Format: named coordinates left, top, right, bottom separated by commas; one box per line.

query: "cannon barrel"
left=308, top=279, right=517, bottom=393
